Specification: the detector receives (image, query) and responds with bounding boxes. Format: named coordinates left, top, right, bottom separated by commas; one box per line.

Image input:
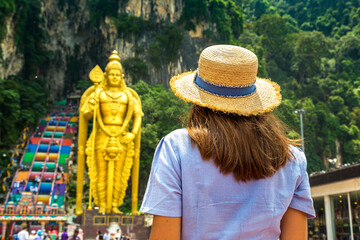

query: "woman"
left=140, top=45, right=315, bottom=239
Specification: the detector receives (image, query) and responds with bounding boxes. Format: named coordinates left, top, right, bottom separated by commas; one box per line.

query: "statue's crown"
left=108, top=50, right=121, bottom=62
left=106, top=50, right=122, bottom=72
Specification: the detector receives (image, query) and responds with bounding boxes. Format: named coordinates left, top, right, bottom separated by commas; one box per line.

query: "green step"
left=46, top=162, right=56, bottom=172
left=59, top=154, right=69, bottom=164
left=43, top=132, right=53, bottom=138
left=23, top=153, right=35, bottom=163
left=39, top=120, right=48, bottom=126
left=11, top=194, right=22, bottom=203
left=32, top=162, right=44, bottom=171
left=63, top=133, right=73, bottom=139
left=53, top=132, right=63, bottom=138
left=51, top=195, right=65, bottom=208
left=32, top=162, right=57, bottom=172
left=68, top=122, right=76, bottom=127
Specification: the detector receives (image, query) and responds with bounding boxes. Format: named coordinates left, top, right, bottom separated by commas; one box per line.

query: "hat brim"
left=170, top=71, right=282, bottom=116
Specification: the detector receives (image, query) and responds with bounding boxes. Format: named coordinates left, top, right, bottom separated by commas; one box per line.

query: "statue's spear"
left=88, top=65, right=104, bottom=210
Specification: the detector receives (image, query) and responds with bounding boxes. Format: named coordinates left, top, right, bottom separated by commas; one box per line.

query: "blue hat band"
left=195, top=73, right=256, bottom=97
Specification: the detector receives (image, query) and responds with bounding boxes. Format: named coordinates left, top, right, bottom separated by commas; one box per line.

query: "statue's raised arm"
left=76, top=51, right=143, bottom=215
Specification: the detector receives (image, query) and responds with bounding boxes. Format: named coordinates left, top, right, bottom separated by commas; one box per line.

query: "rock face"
left=0, top=0, right=209, bottom=98
left=126, top=0, right=183, bottom=22
left=0, top=14, right=24, bottom=80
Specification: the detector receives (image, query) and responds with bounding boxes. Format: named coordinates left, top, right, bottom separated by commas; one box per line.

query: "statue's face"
left=107, top=69, right=122, bottom=87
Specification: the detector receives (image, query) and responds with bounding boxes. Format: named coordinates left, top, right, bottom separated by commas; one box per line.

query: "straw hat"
left=170, top=45, right=282, bottom=116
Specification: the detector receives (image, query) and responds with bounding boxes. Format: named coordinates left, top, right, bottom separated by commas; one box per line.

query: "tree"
left=122, top=57, right=149, bottom=84
left=14, top=0, right=51, bottom=78
left=254, top=14, right=287, bottom=63
left=88, top=0, right=120, bottom=26
left=292, top=31, right=329, bottom=83
left=252, top=0, right=269, bottom=20
left=207, top=0, right=243, bottom=43
left=0, top=78, right=21, bottom=146
left=0, top=75, right=47, bottom=147
left=180, top=0, right=208, bottom=31
left=130, top=81, right=189, bottom=198
left=0, top=0, right=15, bottom=41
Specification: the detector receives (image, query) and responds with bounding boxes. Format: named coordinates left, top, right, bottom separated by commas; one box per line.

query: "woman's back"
left=141, top=129, right=315, bottom=240
left=140, top=45, right=315, bottom=239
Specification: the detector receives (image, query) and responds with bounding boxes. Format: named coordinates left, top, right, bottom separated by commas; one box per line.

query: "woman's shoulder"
left=162, top=128, right=191, bottom=146
left=286, top=145, right=308, bottom=173
left=289, top=146, right=306, bottom=162
left=164, top=128, right=189, bottom=139
left=161, top=128, right=194, bottom=157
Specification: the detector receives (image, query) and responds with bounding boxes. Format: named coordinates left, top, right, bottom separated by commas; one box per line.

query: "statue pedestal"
left=75, top=209, right=151, bottom=239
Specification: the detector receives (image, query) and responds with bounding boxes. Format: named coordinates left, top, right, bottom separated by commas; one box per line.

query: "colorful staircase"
left=0, top=99, right=79, bottom=235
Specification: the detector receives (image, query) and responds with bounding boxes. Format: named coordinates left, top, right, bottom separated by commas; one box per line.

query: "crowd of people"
left=9, top=226, right=132, bottom=240
left=11, top=226, right=84, bottom=240
left=95, top=229, right=131, bottom=240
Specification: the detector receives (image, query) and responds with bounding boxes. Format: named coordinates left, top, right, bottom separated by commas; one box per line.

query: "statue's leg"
left=117, top=142, right=135, bottom=208
left=96, top=149, right=107, bottom=213
left=112, top=150, right=126, bottom=213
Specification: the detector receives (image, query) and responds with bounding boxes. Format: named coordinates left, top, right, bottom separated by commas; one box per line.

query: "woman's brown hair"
left=187, top=105, right=300, bottom=182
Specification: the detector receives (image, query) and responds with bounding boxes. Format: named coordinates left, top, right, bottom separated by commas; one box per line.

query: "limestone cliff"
left=125, top=0, right=183, bottom=22
left=0, top=0, right=209, bottom=99
left=0, top=13, right=23, bottom=80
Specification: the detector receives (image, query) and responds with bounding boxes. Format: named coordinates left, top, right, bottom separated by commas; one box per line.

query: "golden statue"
left=76, top=51, right=143, bottom=215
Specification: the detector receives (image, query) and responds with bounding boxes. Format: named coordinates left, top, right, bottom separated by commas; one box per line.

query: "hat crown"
left=198, top=45, right=258, bottom=87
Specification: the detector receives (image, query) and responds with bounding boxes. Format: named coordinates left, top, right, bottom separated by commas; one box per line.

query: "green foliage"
left=180, top=0, right=208, bottom=30
left=180, top=0, right=243, bottom=42
left=292, top=31, right=329, bottom=82
left=65, top=55, right=82, bottom=94
left=76, top=80, right=93, bottom=92
left=113, top=13, right=155, bottom=41
left=256, top=0, right=360, bottom=38
left=157, top=25, right=184, bottom=63
left=207, top=0, right=243, bottom=42
left=0, top=76, right=47, bottom=147
left=66, top=180, right=77, bottom=206
left=149, top=25, right=184, bottom=68
left=57, top=0, right=80, bottom=16
left=254, top=14, right=295, bottom=73
left=0, top=0, right=15, bottom=43
left=242, top=0, right=360, bottom=171
left=0, top=78, right=21, bottom=146
left=88, top=6, right=183, bottom=70
left=251, top=0, right=269, bottom=20
left=315, top=9, right=337, bottom=36
left=88, top=0, right=120, bottom=26
left=207, top=0, right=234, bottom=42
left=14, top=0, right=51, bottom=78
left=123, top=57, right=149, bottom=84
left=336, top=34, right=360, bottom=62
left=130, top=81, right=189, bottom=196
left=0, top=151, right=14, bottom=200
left=119, top=198, right=132, bottom=214
left=149, top=43, right=162, bottom=69
left=254, top=14, right=287, bottom=57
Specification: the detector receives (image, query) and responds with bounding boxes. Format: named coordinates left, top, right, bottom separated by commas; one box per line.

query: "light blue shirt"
left=140, top=129, right=315, bottom=240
